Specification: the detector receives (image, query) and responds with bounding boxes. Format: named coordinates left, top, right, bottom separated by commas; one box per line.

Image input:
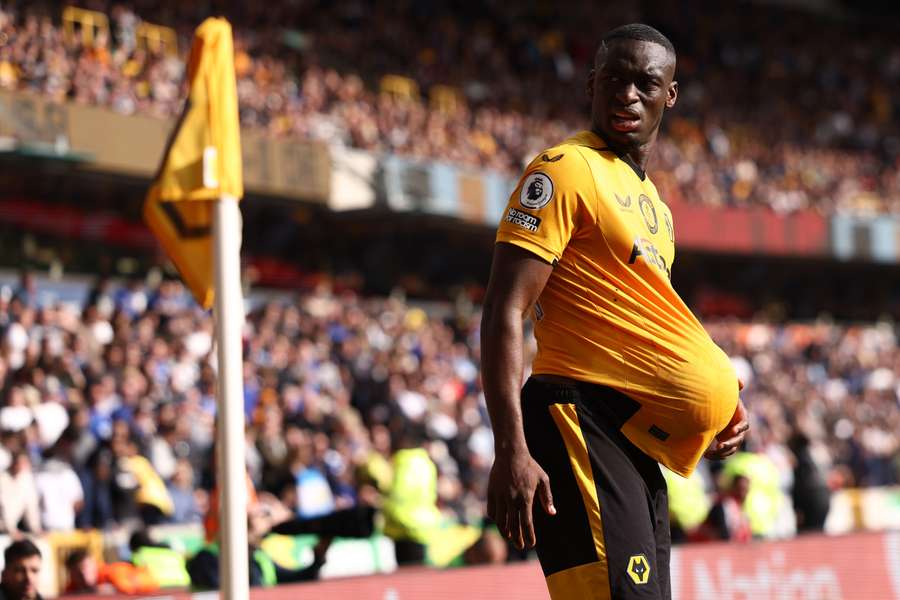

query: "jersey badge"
left=638, top=194, right=658, bottom=234
left=520, top=172, right=554, bottom=209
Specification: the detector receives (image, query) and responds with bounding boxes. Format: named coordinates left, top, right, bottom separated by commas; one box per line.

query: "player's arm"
left=481, top=242, right=556, bottom=551
left=482, top=151, right=592, bottom=548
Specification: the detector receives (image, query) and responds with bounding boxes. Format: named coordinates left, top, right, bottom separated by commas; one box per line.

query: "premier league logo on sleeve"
left=520, top=172, right=554, bottom=209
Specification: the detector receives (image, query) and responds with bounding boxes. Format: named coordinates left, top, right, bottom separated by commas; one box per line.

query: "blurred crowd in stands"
left=1, top=0, right=899, bottom=214
left=0, top=273, right=896, bottom=549
left=0, top=274, right=490, bottom=544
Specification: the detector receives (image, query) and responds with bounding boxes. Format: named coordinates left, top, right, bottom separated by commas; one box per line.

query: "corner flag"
left=143, top=17, right=243, bottom=309
left=144, top=18, right=250, bottom=600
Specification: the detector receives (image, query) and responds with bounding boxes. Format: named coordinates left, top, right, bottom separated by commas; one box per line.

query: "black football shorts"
left=522, top=377, right=671, bottom=600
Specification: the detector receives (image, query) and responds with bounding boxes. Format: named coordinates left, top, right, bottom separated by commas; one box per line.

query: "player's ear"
left=586, top=69, right=595, bottom=99
left=666, top=80, right=678, bottom=109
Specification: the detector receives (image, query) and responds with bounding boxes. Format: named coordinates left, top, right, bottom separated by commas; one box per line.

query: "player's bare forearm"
left=480, top=243, right=552, bottom=455
left=480, top=296, right=528, bottom=456
left=481, top=295, right=557, bottom=547
left=481, top=243, right=557, bottom=549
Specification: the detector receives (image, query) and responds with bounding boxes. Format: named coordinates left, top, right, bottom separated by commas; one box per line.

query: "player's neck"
left=627, top=141, right=654, bottom=172
left=591, top=127, right=654, bottom=174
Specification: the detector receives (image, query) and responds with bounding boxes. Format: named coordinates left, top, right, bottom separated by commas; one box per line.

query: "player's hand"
left=487, top=449, right=556, bottom=550
left=705, top=398, right=749, bottom=460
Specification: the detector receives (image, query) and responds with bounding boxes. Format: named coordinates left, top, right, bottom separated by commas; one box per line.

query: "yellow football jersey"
left=496, top=130, right=739, bottom=477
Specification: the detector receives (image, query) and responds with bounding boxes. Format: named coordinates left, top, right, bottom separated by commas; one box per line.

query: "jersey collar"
left=567, top=130, right=647, bottom=181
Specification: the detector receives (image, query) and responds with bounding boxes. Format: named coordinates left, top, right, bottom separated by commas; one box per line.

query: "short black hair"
left=4, top=540, right=41, bottom=566
left=64, top=549, right=89, bottom=570
left=597, top=23, right=675, bottom=61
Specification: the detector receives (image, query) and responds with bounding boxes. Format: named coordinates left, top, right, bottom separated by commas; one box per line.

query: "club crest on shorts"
left=627, top=554, right=651, bottom=585
left=520, top=172, right=554, bottom=209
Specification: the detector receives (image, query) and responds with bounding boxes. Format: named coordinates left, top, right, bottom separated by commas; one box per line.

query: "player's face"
left=589, top=39, right=677, bottom=153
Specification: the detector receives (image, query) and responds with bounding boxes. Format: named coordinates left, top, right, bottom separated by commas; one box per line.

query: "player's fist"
left=705, top=399, right=750, bottom=460
left=717, top=398, right=748, bottom=442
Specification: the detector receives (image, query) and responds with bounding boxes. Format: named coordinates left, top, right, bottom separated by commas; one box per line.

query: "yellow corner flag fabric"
left=143, top=17, right=243, bottom=309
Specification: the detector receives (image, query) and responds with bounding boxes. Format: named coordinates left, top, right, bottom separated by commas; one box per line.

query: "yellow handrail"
left=430, top=84, right=463, bottom=115
left=380, top=74, right=419, bottom=101
left=61, top=7, right=110, bottom=47
left=136, top=22, right=178, bottom=56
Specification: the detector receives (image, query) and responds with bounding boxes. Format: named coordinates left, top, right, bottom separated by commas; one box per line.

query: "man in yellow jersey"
left=481, top=24, right=749, bottom=600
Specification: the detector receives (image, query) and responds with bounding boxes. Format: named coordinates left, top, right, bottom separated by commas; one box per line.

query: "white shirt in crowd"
left=0, top=468, right=42, bottom=534
left=35, top=458, right=84, bottom=531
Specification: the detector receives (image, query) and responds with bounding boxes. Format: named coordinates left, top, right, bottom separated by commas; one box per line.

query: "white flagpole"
left=213, top=194, right=249, bottom=600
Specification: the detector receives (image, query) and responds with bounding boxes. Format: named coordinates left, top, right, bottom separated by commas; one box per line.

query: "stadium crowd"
left=0, top=273, right=896, bottom=546
left=1, top=1, right=899, bottom=214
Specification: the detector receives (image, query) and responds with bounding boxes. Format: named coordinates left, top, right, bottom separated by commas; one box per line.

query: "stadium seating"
left=0, top=1, right=897, bottom=213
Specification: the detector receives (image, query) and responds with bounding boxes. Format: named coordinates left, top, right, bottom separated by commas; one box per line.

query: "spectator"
left=76, top=447, right=121, bottom=530
left=62, top=550, right=98, bottom=595
left=187, top=500, right=331, bottom=589
left=34, top=437, right=84, bottom=532
left=383, top=428, right=443, bottom=566
left=128, top=531, right=190, bottom=589
left=0, top=540, right=43, bottom=600
left=116, top=438, right=174, bottom=525
left=462, top=526, right=508, bottom=565
left=0, top=452, right=42, bottom=537
left=788, top=432, right=832, bottom=533
left=287, top=429, right=335, bottom=519
left=11, top=272, right=36, bottom=309
left=694, top=474, right=753, bottom=543
left=63, top=549, right=158, bottom=596
left=167, top=458, right=202, bottom=524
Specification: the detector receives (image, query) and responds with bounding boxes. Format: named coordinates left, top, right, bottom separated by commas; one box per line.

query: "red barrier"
left=264, top=562, right=548, bottom=599
left=671, top=531, right=900, bottom=600
left=68, top=531, right=900, bottom=600
left=0, top=198, right=155, bottom=248
left=68, top=562, right=548, bottom=600
left=669, top=201, right=829, bottom=257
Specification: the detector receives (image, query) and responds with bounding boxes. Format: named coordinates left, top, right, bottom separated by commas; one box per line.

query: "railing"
left=62, top=6, right=176, bottom=56
left=61, top=7, right=109, bottom=47
left=379, top=74, right=420, bottom=101
left=135, top=22, right=178, bottom=56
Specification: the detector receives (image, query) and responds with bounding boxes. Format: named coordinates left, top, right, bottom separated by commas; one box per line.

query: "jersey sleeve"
left=495, top=151, right=596, bottom=264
